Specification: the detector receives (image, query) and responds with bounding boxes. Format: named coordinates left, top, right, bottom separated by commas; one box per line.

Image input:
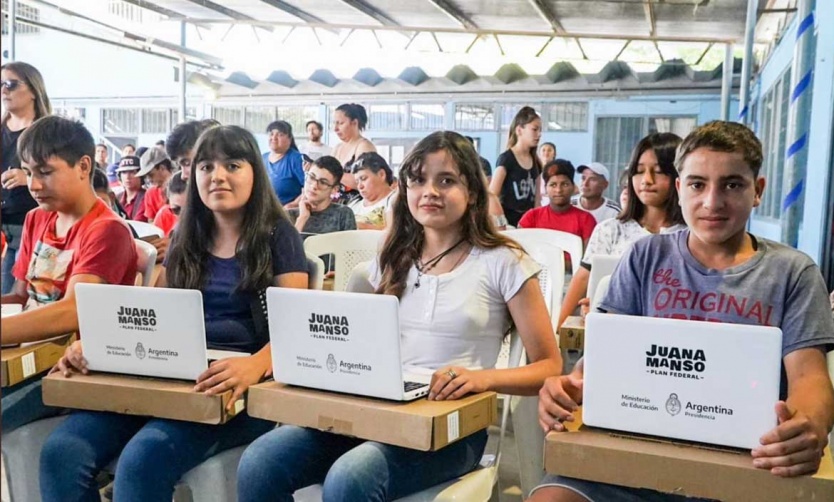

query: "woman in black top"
left=1, top=62, right=51, bottom=294
left=488, top=106, right=542, bottom=227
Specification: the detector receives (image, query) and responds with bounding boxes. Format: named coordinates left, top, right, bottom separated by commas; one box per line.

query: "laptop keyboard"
left=404, top=381, right=429, bottom=392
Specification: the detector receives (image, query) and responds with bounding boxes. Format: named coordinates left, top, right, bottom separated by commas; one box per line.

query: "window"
left=171, top=107, right=197, bottom=126
left=545, top=102, right=588, bottom=132
left=245, top=106, right=276, bottom=134
left=756, top=70, right=791, bottom=220
left=594, top=115, right=698, bottom=200
left=367, top=104, right=407, bottom=130
left=410, top=104, right=445, bottom=131
left=54, top=107, right=86, bottom=121
left=1, top=0, right=39, bottom=35
left=454, top=104, right=495, bottom=131
left=107, top=0, right=162, bottom=23
left=500, top=103, right=541, bottom=131
left=212, top=107, right=244, bottom=127
left=141, top=109, right=169, bottom=134
left=275, top=106, right=319, bottom=137
left=102, top=109, right=139, bottom=135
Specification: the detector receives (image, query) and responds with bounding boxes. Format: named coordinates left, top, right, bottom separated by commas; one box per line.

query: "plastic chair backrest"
left=345, top=261, right=375, bottom=294
left=134, top=239, right=158, bottom=287
left=591, top=274, right=612, bottom=311
left=305, top=252, right=325, bottom=290
left=503, top=228, right=583, bottom=275
left=303, top=230, right=384, bottom=292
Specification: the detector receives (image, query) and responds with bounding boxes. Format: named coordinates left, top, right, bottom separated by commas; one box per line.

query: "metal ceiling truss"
left=527, top=0, right=588, bottom=59
left=425, top=0, right=478, bottom=30
left=183, top=0, right=274, bottom=33
left=339, top=0, right=400, bottom=27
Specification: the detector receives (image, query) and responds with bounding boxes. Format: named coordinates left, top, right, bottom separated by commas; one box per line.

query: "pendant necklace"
left=414, top=238, right=466, bottom=289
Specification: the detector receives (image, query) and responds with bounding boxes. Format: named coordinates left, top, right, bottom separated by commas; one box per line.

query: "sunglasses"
left=1, top=80, right=24, bottom=91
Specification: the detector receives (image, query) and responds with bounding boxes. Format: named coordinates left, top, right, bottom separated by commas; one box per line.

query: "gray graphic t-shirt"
left=600, top=229, right=834, bottom=359
left=288, top=203, right=357, bottom=235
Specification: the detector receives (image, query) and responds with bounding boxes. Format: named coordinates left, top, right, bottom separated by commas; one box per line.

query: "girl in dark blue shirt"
left=41, top=125, right=309, bottom=502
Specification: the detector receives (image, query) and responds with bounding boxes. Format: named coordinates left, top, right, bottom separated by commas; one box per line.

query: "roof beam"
left=258, top=0, right=327, bottom=24
left=643, top=0, right=656, bottom=37
left=174, top=19, right=739, bottom=44
left=119, top=0, right=187, bottom=20
left=527, top=0, right=567, bottom=34
left=339, top=0, right=400, bottom=27
left=425, top=0, right=478, bottom=30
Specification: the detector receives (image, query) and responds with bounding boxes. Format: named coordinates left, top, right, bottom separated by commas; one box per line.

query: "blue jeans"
left=1, top=222, right=23, bottom=294
left=237, top=425, right=488, bottom=502
left=39, top=410, right=275, bottom=502
left=532, top=475, right=712, bottom=502
left=1, top=375, right=63, bottom=433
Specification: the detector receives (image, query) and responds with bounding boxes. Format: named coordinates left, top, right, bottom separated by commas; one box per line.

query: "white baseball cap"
left=577, top=162, right=610, bottom=181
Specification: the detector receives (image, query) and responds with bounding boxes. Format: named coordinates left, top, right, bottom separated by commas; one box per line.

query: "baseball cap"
left=138, top=147, right=170, bottom=177
left=115, top=155, right=141, bottom=173
left=577, top=162, right=610, bottom=181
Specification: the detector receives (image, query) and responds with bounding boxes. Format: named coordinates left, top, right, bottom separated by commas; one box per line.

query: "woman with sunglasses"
left=1, top=62, right=51, bottom=294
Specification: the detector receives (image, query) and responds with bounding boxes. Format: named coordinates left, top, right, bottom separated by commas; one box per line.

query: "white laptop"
left=586, top=254, right=622, bottom=305
left=582, top=313, right=783, bottom=449
left=75, top=283, right=246, bottom=381
left=267, top=288, right=431, bottom=401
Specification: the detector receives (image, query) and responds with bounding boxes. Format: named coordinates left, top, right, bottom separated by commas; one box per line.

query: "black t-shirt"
left=1, top=124, right=38, bottom=224
left=496, top=149, right=540, bottom=226
left=479, top=156, right=492, bottom=178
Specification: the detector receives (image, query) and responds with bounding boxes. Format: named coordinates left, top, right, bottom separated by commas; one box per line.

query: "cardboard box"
left=558, top=316, right=585, bottom=350
left=42, top=372, right=245, bottom=425
left=248, top=382, right=496, bottom=451
left=545, top=420, right=834, bottom=501
left=1, top=334, right=76, bottom=387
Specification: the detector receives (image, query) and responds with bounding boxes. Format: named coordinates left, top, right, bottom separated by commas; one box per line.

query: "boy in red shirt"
left=0, top=116, right=137, bottom=431
left=519, top=159, right=597, bottom=246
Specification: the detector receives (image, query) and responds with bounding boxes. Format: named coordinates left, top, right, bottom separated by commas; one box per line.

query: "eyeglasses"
left=0, top=80, right=23, bottom=91
left=305, top=172, right=336, bottom=190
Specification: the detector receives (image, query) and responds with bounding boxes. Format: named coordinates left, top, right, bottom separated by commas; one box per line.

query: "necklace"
left=414, top=238, right=466, bottom=289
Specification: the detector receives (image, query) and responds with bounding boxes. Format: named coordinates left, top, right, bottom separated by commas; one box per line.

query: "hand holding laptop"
left=752, top=401, right=828, bottom=477
left=51, top=340, right=89, bottom=377
left=194, top=351, right=270, bottom=412
left=538, top=360, right=584, bottom=433
left=428, top=366, right=489, bottom=401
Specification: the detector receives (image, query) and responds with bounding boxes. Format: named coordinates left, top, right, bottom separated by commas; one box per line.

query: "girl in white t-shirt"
left=557, top=132, right=688, bottom=328
left=237, top=131, right=562, bottom=502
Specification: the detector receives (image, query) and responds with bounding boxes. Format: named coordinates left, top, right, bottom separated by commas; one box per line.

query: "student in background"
left=0, top=117, right=137, bottom=432
left=94, top=143, right=109, bottom=171
left=106, top=143, right=135, bottom=185
left=166, top=119, right=220, bottom=181
left=618, top=169, right=629, bottom=209
left=288, top=155, right=356, bottom=236
left=538, top=142, right=556, bottom=167
left=557, top=133, right=686, bottom=329
left=301, top=120, right=331, bottom=161
left=348, top=152, right=395, bottom=230
left=153, top=171, right=187, bottom=237
left=139, top=146, right=174, bottom=221
left=534, top=121, right=834, bottom=502
left=263, top=120, right=305, bottom=207
left=92, top=168, right=130, bottom=221
left=465, top=136, right=492, bottom=181
left=571, top=162, right=621, bottom=223
left=40, top=125, right=309, bottom=502
left=519, top=159, right=597, bottom=247
left=332, top=103, right=376, bottom=198
left=237, top=130, right=562, bottom=502
left=1, top=61, right=51, bottom=295
left=115, top=156, right=147, bottom=222
left=489, top=106, right=542, bottom=227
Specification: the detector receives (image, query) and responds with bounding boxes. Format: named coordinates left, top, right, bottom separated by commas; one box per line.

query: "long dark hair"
left=506, top=106, right=542, bottom=172
left=166, top=126, right=289, bottom=293
left=377, top=131, right=522, bottom=298
left=1, top=61, right=51, bottom=125
left=266, top=120, right=298, bottom=152
left=618, top=132, right=685, bottom=225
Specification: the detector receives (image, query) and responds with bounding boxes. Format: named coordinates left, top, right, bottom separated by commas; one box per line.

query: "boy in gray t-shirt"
left=532, top=122, right=834, bottom=502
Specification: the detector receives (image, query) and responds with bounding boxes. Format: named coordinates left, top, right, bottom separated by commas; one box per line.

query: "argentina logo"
left=645, top=344, right=706, bottom=380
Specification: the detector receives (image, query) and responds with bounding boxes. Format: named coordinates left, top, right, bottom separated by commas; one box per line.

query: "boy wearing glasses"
left=288, top=155, right=356, bottom=236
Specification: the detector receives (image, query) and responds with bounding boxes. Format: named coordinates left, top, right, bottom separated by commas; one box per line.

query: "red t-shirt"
left=118, top=189, right=147, bottom=222
left=153, top=206, right=179, bottom=237
left=13, top=199, right=138, bottom=308
left=143, top=186, right=166, bottom=221
left=518, top=205, right=597, bottom=242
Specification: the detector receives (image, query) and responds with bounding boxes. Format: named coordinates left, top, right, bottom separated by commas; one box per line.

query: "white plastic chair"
left=303, top=230, right=384, bottom=292
left=134, top=239, right=158, bottom=287
left=1, top=415, right=68, bottom=502
left=345, top=261, right=375, bottom=294
left=503, top=228, right=583, bottom=275
left=591, top=275, right=612, bottom=312
left=306, top=252, right=326, bottom=291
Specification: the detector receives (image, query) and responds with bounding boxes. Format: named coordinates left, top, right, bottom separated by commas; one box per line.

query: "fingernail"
left=753, top=459, right=764, bottom=467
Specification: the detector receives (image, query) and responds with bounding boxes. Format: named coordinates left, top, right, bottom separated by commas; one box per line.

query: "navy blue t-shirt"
left=168, top=218, right=308, bottom=354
